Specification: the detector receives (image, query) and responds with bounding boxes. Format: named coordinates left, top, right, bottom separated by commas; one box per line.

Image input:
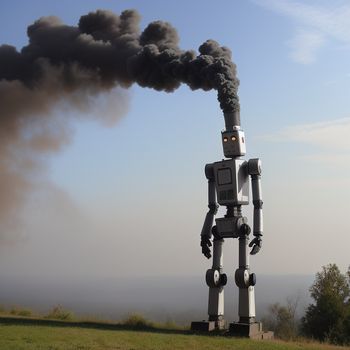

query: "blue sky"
left=0, top=0, right=349, bottom=281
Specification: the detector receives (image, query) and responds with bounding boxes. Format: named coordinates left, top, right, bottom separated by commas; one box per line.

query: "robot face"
left=221, top=130, right=246, bottom=158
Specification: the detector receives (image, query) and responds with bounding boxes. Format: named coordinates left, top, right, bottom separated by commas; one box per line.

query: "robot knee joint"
left=206, top=269, right=227, bottom=288
left=235, top=269, right=256, bottom=288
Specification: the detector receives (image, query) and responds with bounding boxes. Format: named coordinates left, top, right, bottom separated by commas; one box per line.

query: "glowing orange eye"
left=223, top=137, right=228, bottom=142
left=231, top=136, right=236, bottom=141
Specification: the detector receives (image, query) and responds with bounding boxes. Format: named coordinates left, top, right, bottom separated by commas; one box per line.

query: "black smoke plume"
left=0, top=9, right=239, bottom=240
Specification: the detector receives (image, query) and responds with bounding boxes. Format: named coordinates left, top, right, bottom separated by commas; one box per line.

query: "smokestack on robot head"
left=224, top=110, right=241, bottom=130
left=0, top=9, right=241, bottom=235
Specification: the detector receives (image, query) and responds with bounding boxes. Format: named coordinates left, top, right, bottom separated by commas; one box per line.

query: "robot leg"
left=235, top=232, right=256, bottom=323
left=206, top=237, right=227, bottom=330
left=229, top=228, right=264, bottom=337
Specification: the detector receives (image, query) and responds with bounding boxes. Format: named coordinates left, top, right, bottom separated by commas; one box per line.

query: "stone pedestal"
left=191, top=319, right=226, bottom=332
left=229, top=322, right=274, bottom=339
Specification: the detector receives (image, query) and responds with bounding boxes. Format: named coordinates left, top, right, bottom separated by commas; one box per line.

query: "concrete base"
left=229, top=322, right=274, bottom=340
left=261, top=331, right=274, bottom=340
left=191, top=319, right=227, bottom=332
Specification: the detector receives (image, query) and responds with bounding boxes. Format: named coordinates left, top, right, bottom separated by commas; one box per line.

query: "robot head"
left=221, top=129, right=246, bottom=158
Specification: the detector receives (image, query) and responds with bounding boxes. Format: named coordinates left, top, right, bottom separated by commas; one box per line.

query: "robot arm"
left=200, top=164, right=218, bottom=259
left=248, top=159, right=263, bottom=255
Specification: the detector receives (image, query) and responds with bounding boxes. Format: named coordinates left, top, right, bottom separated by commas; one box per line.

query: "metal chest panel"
left=213, top=159, right=249, bottom=206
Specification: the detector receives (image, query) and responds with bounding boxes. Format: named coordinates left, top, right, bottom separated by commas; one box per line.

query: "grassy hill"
left=0, top=316, right=349, bottom=350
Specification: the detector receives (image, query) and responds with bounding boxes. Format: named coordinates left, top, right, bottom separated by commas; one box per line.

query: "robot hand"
left=200, top=236, right=212, bottom=259
left=249, top=234, right=262, bottom=255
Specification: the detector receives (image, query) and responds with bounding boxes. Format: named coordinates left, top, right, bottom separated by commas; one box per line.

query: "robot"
left=191, top=110, right=264, bottom=337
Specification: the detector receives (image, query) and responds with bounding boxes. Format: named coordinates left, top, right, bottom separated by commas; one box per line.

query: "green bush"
left=17, top=309, right=33, bottom=317
left=9, top=306, right=33, bottom=317
left=122, top=313, right=154, bottom=329
left=9, top=306, right=17, bottom=315
left=45, top=305, right=74, bottom=321
left=162, top=319, right=180, bottom=330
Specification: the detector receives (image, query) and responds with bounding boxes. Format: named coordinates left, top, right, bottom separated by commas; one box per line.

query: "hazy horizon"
left=0, top=274, right=313, bottom=325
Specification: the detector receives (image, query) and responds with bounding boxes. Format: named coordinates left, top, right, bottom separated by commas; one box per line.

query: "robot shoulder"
left=248, top=158, right=262, bottom=175
left=204, top=163, right=215, bottom=180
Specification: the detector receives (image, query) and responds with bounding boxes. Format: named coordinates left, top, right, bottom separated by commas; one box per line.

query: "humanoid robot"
left=191, top=110, right=264, bottom=337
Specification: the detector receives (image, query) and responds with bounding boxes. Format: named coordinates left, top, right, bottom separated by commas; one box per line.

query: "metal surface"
left=207, top=239, right=225, bottom=319
left=224, top=110, right=241, bottom=130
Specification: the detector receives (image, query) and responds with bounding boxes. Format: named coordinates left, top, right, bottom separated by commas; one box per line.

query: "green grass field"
left=1, top=317, right=350, bottom=350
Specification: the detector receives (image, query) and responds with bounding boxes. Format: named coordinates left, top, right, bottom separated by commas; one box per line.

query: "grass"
left=1, top=317, right=350, bottom=350
left=0, top=306, right=349, bottom=349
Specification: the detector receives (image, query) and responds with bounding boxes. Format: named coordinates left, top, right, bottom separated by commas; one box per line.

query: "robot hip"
left=214, top=216, right=248, bottom=239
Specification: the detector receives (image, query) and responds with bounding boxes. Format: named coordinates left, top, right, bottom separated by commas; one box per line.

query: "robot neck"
left=225, top=205, right=242, bottom=218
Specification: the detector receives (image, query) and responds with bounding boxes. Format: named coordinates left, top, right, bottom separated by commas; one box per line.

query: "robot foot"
left=229, top=322, right=274, bottom=340
left=191, top=319, right=227, bottom=332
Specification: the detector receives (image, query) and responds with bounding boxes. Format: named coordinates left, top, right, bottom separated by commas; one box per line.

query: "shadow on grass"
left=0, top=315, right=194, bottom=336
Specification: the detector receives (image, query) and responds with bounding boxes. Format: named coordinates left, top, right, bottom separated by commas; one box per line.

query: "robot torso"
left=211, top=159, right=249, bottom=207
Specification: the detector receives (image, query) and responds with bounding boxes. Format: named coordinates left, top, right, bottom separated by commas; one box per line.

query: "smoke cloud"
left=0, top=9, right=239, bottom=240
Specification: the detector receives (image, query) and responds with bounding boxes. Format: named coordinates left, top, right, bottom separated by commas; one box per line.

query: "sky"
left=0, top=0, right=349, bottom=290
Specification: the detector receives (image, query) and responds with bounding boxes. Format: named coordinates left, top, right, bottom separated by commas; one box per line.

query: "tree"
left=262, top=296, right=299, bottom=340
left=301, top=264, right=350, bottom=344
